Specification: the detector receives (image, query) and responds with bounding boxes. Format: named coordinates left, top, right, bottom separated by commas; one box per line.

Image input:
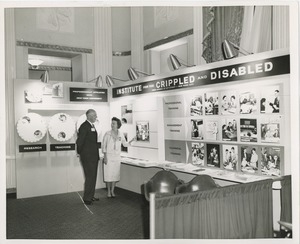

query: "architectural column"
left=94, top=7, right=112, bottom=86
left=5, top=9, right=17, bottom=190
left=273, top=6, right=289, bottom=49
left=193, top=7, right=206, bottom=65
left=130, top=7, right=144, bottom=70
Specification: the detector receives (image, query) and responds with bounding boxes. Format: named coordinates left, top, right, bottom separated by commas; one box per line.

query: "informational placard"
left=19, top=144, right=47, bottom=153
left=112, top=55, right=290, bottom=98
left=164, top=118, right=187, bottom=140
left=50, top=144, right=75, bottom=151
left=165, top=140, right=187, bottom=163
left=163, top=95, right=186, bottom=118
left=69, top=87, right=108, bottom=102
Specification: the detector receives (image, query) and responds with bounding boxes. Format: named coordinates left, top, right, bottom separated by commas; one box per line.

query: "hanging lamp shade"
left=128, top=67, right=139, bottom=80
left=95, top=75, right=103, bottom=88
left=40, top=70, right=49, bottom=83
left=222, top=39, right=238, bottom=59
left=170, top=54, right=182, bottom=70
left=105, top=75, right=115, bottom=87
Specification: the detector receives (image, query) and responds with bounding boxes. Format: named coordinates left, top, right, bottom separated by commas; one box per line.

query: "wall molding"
left=17, top=40, right=93, bottom=54
left=29, top=65, right=72, bottom=71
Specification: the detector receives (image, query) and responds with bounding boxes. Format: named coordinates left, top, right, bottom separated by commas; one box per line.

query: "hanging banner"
left=70, top=88, right=108, bottom=102
left=112, top=55, right=290, bottom=98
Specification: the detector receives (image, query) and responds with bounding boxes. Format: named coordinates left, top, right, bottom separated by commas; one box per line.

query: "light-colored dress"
left=102, top=130, right=129, bottom=182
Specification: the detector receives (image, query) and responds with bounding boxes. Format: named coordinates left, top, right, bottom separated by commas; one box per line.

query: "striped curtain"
left=155, top=179, right=274, bottom=239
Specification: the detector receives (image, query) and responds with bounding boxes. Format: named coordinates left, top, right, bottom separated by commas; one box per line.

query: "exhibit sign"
left=69, top=87, right=108, bottom=102
left=112, top=55, right=290, bottom=98
left=19, top=144, right=47, bottom=152
left=50, top=144, right=75, bottom=151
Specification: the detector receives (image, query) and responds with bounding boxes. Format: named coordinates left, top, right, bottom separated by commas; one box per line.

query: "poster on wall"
left=220, top=91, right=237, bottom=115
left=48, top=113, right=76, bottom=142
left=261, top=117, right=280, bottom=143
left=121, top=104, right=133, bottom=124
left=165, top=140, right=187, bottom=163
left=241, top=146, right=259, bottom=174
left=206, top=144, right=220, bottom=168
left=221, top=118, right=237, bottom=141
left=136, top=121, right=150, bottom=142
left=222, top=145, right=238, bottom=171
left=24, top=89, right=43, bottom=103
left=204, top=92, right=219, bottom=115
left=16, top=113, right=47, bottom=143
left=121, top=133, right=128, bottom=152
left=260, top=86, right=280, bottom=113
left=239, top=91, right=258, bottom=114
left=52, top=83, right=64, bottom=98
left=163, top=95, right=186, bottom=118
left=205, top=120, right=219, bottom=141
left=190, top=95, right=203, bottom=116
left=164, top=118, right=186, bottom=140
left=240, top=118, right=257, bottom=142
left=191, top=119, right=204, bottom=140
left=261, top=147, right=281, bottom=176
left=191, top=142, right=205, bottom=166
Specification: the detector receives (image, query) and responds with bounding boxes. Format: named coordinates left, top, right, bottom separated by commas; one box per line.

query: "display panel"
left=48, top=113, right=76, bottom=142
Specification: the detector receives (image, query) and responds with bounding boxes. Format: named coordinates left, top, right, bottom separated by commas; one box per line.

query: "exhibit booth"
left=14, top=47, right=290, bottom=193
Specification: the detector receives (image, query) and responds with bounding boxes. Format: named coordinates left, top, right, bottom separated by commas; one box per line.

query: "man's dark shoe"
left=84, top=200, right=93, bottom=205
left=92, top=197, right=99, bottom=201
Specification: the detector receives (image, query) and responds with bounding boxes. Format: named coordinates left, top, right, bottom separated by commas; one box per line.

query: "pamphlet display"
left=16, top=113, right=47, bottom=143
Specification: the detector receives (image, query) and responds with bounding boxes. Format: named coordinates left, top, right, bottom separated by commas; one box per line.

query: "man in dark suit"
left=76, top=109, right=100, bottom=205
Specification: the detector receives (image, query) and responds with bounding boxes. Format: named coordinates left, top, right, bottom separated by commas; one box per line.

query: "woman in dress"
left=102, top=117, right=135, bottom=198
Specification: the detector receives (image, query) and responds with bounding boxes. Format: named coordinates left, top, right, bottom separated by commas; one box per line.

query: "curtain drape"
left=280, top=175, right=292, bottom=223
left=202, top=6, right=244, bottom=63
left=155, top=179, right=274, bottom=239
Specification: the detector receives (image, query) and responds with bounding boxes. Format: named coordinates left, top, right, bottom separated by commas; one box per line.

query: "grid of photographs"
left=182, top=84, right=284, bottom=175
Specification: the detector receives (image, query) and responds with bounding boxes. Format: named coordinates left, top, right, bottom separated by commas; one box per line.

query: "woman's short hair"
left=112, top=117, right=122, bottom=129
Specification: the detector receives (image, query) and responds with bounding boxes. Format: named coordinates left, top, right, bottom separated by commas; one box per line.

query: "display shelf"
left=28, top=104, right=94, bottom=112
left=120, top=156, right=275, bottom=183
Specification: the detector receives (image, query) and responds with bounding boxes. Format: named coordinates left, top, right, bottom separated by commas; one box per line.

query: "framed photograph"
left=239, top=91, right=258, bottom=114
left=190, top=95, right=203, bottom=116
left=240, top=118, right=257, bottom=142
left=191, top=119, right=204, bottom=140
left=222, top=145, right=238, bottom=171
left=220, top=91, right=237, bottom=115
left=121, top=104, right=133, bottom=124
left=205, top=120, right=219, bottom=141
left=121, top=132, right=128, bottom=153
left=261, top=117, right=280, bottom=143
left=204, top=92, right=218, bottom=115
left=191, top=142, right=205, bottom=166
left=221, top=118, right=237, bottom=141
left=206, top=144, right=220, bottom=168
left=136, top=121, right=150, bottom=142
left=261, top=147, right=281, bottom=176
left=241, top=146, right=259, bottom=174
left=260, top=86, right=280, bottom=113
left=52, top=83, right=64, bottom=98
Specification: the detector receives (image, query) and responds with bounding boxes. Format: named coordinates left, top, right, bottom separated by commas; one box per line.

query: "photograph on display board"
left=221, top=118, right=237, bottom=141
left=191, top=119, right=204, bottom=140
left=207, top=144, right=220, bottom=168
left=136, top=121, right=150, bottom=142
left=191, top=142, right=205, bottom=166
left=190, top=95, right=203, bottom=116
left=260, top=86, right=280, bottom=113
left=205, top=120, right=219, bottom=141
left=261, top=117, right=280, bottom=143
left=220, top=91, right=237, bottom=115
left=24, top=89, right=43, bottom=103
left=239, top=91, right=258, bottom=114
left=222, top=145, right=238, bottom=171
left=52, top=83, right=64, bottom=98
left=204, top=92, right=218, bottom=115
left=121, top=104, right=133, bottom=124
left=241, top=146, right=259, bottom=174
left=261, top=147, right=281, bottom=176
left=240, top=118, right=257, bottom=142
left=121, top=132, right=128, bottom=153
